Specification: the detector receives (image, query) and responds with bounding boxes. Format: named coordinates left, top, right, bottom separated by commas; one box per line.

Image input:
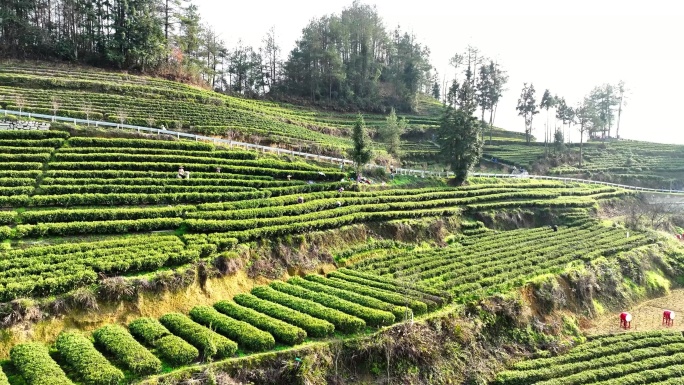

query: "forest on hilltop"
left=0, top=0, right=434, bottom=112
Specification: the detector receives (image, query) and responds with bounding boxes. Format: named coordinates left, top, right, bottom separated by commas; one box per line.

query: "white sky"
left=195, top=0, right=684, bottom=145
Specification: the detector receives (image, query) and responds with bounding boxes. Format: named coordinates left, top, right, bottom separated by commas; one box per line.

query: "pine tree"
left=349, top=114, right=373, bottom=182
left=437, top=107, right=482, bottom=185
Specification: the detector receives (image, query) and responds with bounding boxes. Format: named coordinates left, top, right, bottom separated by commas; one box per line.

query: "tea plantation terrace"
left=495, top=330, right=684, bottom=384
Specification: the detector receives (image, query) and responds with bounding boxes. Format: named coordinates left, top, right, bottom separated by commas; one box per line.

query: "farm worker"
left=336, top=201, right=342, bottom=207
left=161, top=124, right=166, bottom=130
left=297, top=196, right=304, bottom=204
left=216, top=167, right=221, bottom=173
left=338, top=187, right=344, bottom=193
left=287, top=174, right=292, bottom=181
left=177, top=166, right=185, bottom=179
left=552, top=225, right=558, bottom=232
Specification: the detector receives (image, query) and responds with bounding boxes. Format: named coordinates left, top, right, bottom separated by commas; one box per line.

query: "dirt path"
left=586, top=289, right=684, bottom=335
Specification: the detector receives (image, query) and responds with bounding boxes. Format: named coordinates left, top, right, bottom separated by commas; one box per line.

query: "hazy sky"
left=195, top=0, right=684, bottom=145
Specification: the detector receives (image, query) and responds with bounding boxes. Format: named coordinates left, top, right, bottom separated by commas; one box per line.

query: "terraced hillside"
left=0, top=123, right=661, bottom=383
left=0, top=62, right=444, bottom=156
left=344, top=222, right=651, bottom=298
left=482, top=140, right=684, bottom=189
left=495, top=330, right=684, bottom=384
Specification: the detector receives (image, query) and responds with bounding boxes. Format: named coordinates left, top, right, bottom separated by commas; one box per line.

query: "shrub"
left=128, top=317, right=199, bottom=366
left=213, top=300, right=306, bottom=345
left=233, top=293, right=334, bottom=337
left=55, top=331, right=125, bottom=385
left=10, top=343, right=73, bottom=385
left=271, top=280, right=394, bottom=327
left=93, top=324, right=162, bottom=375
left=251, top=286, right=365, bottom=333
left=159, top=313, right=237, bottom=359
left=189, top=306, right=275, bottom=352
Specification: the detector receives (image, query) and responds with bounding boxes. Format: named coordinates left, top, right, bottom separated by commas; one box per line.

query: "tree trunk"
left=579, top=127, right=584, bottom=167
left=488, top=107, right=494, bottom=144
left=616, top=97, right=623, bottom=138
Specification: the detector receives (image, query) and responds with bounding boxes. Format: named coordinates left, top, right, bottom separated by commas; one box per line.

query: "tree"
left=51, top=97, right=61, bottom=121
left=575, top=98, right=597, bottom=167
left=349, top=114, right=372, bottom=182
left=115, top=108, right=128, bottom=126
left=432, top=82, right=441, bottom=100
left=616, top=80, right=628, bottom=139
left=82, top=102, right=93, bottom=126
left=539, top=89, right=556, bottom=154
left=14, top=95, right=26, bottom=115
left=553, top=129, right=565, bottom=154
left=437, top=107, right=482, bottom=185
left=487, top=61, right=508, bottom=143
left=379, top=108, right=405, bottom=159
left=516, top=83, right=539, bottom=145
left=262, top=26, right=281, bottom=93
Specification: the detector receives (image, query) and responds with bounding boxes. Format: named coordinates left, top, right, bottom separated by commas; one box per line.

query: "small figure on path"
left=552, top=225, right=558, bottom=232
left=287, top=174, right=292, bottom=181
left=177, top=166, right=185, bottom=179
left=215, top=167, right=221, bottom=173
left=297, top=196, right=304, bottom=204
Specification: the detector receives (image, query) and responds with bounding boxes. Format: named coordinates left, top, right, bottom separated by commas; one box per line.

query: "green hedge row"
left=41, top=177, right=297, bottom=188
left=53, top=151, right=257, bottom=164
left=128, top=317, right=199, bottom=366
left=0, top=211, right=16, bottom=225
left=0, top=146, right=55, bottom=154
left=233, top=293, right=334, bottom=338
left=0, top=170, right=42, bottom=178
left=0, top=177, right=36, bottom=186
left=13, top=218, right=183, bottom=238
left=10, top=343, right=73, bottom=385
left=55, top=331, right=125, bottom=385
left=21, top=205, right=194, bottom=224
left=0, top=186, right=33, bottom=196
left=213, top=300, right=306, bottom=345
left=271, top=280, right=394, bottom=327
left=0, top=130, right=69, bottom=139
left=327, top=270, right=444, bottom=310
left=0, top=138, right=64, bottom=147
left=0, top=153, right=50, bottom=163
left=289, top=276, right=410, bottom=321
left=251, top=286, right=365, bottom=333
left=93, top=324, right=162, bottom=375
left=305, top=275, right=428, bottom=315
left=38, top=183, right=255, bottom=195
left=30, top=191, right=269, bottom=206
left=44, top=169, right=273, bottom=181
left=159, top=313, right=237, bottom=359
left=3, top=162, right=43, bottom=170
left=67, top=137, right=213, bottom=151
left=189, top=306, right=275, bottom=352
left=337, top=268, right=450, bottom=301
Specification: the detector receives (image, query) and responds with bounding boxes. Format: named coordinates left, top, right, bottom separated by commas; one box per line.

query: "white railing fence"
left=2, top=108, right=683, bottom=195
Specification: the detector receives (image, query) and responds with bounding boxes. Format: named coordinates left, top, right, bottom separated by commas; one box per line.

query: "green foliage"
left=437, top=107, right=483, bottom=184
left=128, top=317, right=199, bottom=366
left=232, top=293, right=334, bottom=338
left=516, top=83, right=540, bottom=144
left=189, top=306, right=275, bottom=352
left=159, top=313, right=237, bottom=359
left=349, top=114, right=372, bottom=177
left=378, top=108, right=406, bottom=159
left=497, top=331, right=684, bottom=385
left=55, top=331, right=125, bottom=385
left=271, top=280, right=395, bottom=327
left=93, top=324, right=162, bottom=375
left=10, top=343, right=73, bottom=385
left=213, top=300, right=307, bottom=346
left=251, top=285, right=366, bottom=333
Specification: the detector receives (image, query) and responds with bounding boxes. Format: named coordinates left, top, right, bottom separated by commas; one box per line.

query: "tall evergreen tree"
left=379, top=108, right=405, bottom=159
left=437, top=107, right=482, bottom=185
left=349, top=114, right=373, bottom=181
left=516, top=83, right=539, bottom=145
